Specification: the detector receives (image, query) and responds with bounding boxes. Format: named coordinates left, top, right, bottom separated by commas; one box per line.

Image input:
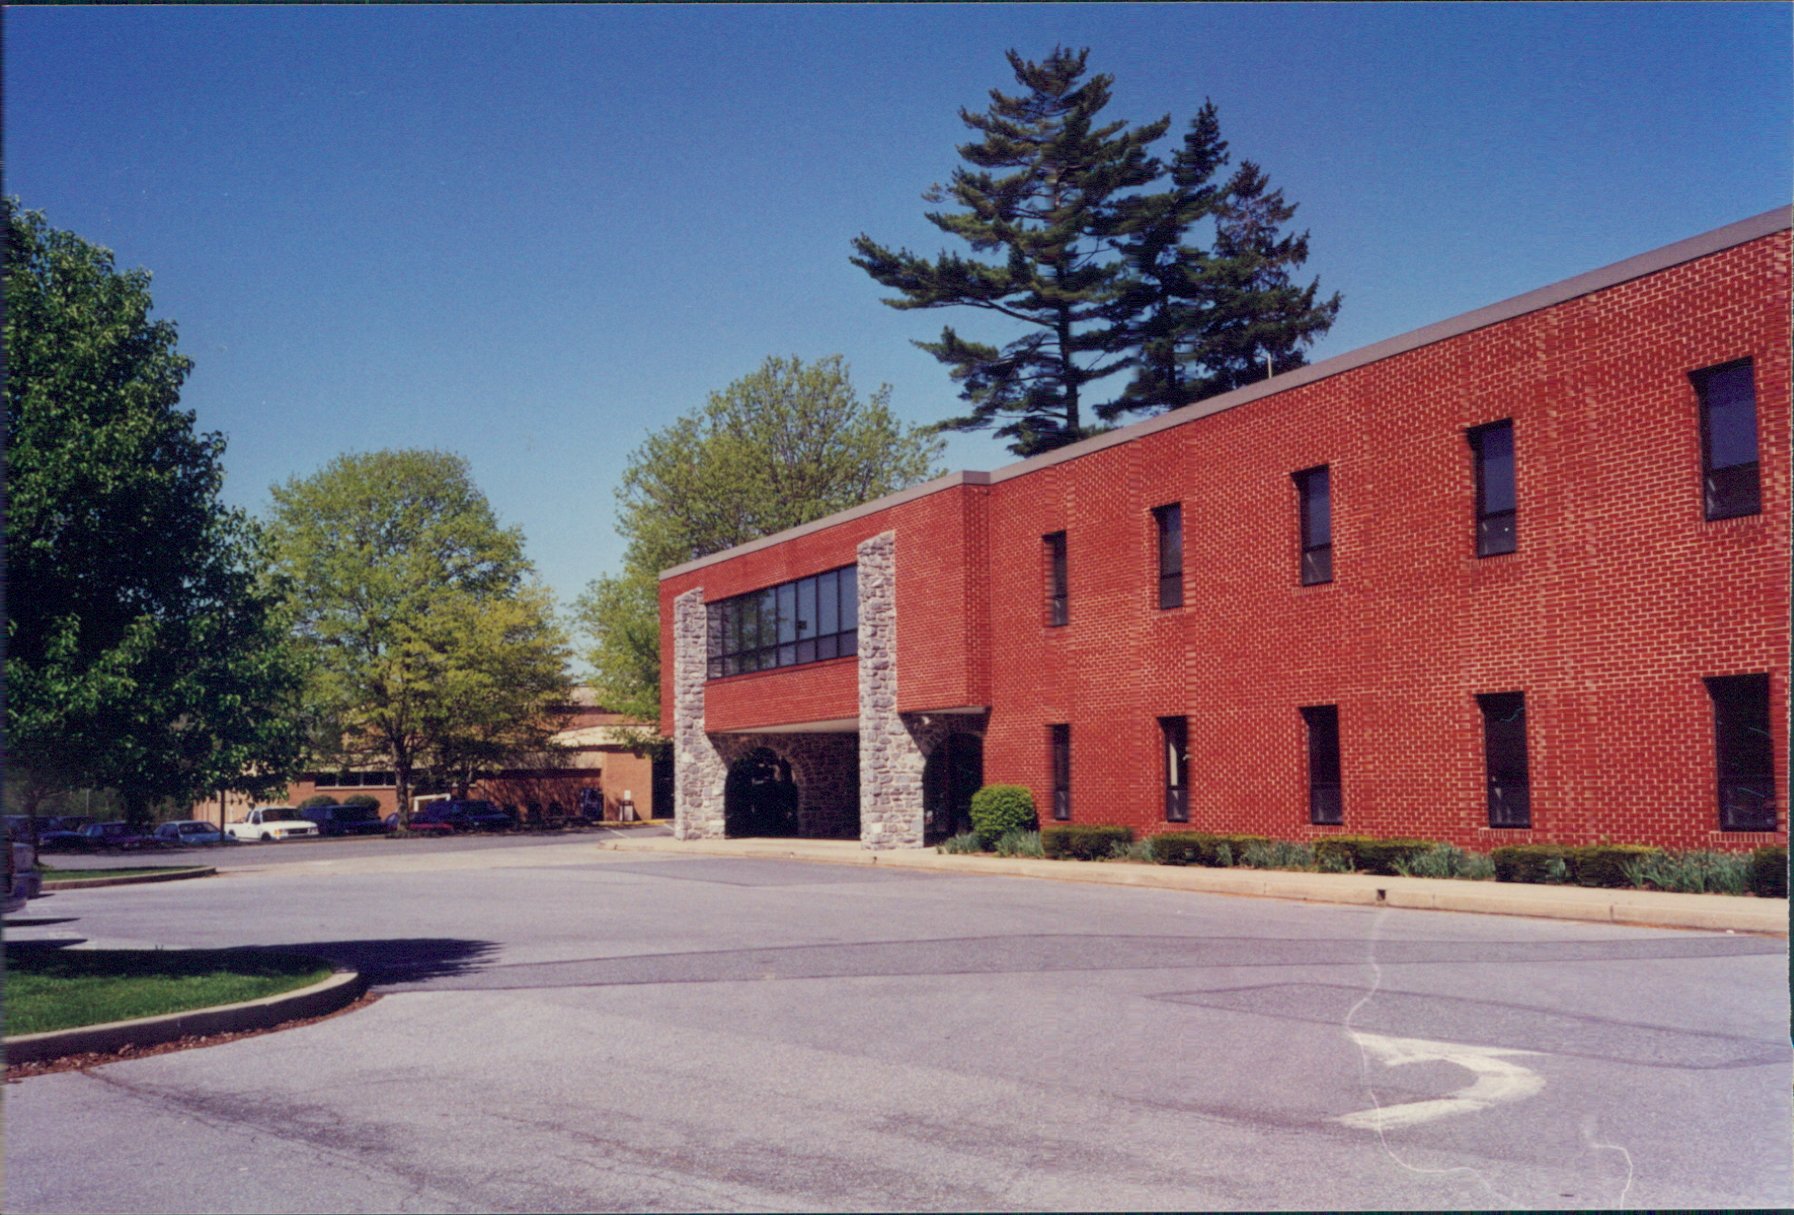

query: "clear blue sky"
left=7, top=3, right=1789, bottom=632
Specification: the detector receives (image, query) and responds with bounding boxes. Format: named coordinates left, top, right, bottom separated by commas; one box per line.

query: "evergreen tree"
left=851, top=47, right=1167, bottom=457
left=1103, top=106, right=1341, bottom=420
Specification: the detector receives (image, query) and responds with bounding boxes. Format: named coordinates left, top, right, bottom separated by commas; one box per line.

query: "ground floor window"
left=1478, top=692, right=1531, bottom=828
left=1050, top=725, right=1071, bottom=820
left=1301, top=706, right=1342, bottom=824
left=1708, top=674, right=1775, bottom=831
left=1161, top=716, right=1189, bottom=822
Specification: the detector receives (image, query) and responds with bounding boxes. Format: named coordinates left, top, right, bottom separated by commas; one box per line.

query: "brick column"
left=672, top=587, right=728, bottom=839
left=857, top=532, right=925, bottom=849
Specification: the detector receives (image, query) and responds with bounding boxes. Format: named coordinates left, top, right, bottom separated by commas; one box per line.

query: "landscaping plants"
left=969, top=785, right=1036, bottom=846
left=993, top=828, right=1044, bottom=858
left=1040, top=824, right=1133, bottom=860
left=1748, top=846, right=1787, bottom=898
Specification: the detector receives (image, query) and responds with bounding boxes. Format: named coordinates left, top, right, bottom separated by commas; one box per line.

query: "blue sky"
left=7, top=3, right=1789, bottom=632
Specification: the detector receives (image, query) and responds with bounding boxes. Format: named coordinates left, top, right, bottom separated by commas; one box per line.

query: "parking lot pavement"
left=6, top=845, right=1789, bottom=1212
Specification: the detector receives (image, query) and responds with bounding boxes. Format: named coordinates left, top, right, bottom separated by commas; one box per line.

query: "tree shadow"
left=239, top=938, right=502, bottom=987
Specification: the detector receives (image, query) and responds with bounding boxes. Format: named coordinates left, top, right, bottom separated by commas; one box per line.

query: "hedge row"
left=1148, top=832, right=1276, bottom=867
left=1749, top=846, right=1788, bottom=898
left=1040, top=824, right=1133, bottom=860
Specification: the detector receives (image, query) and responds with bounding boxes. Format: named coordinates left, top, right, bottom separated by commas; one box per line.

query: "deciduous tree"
left=265, top=449, right=572, bottom=822
left=575, top=355, right=942, bottom=737
left=4, top=199, right=304, bottom=823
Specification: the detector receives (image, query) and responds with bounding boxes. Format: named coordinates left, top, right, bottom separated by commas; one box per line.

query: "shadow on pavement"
left=273, top=937, right=502, bottom=987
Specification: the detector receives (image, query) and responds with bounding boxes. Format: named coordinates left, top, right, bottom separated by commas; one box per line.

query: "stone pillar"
left=672, top=587, right=728, bottom=840
left=857, top=532, right=925, bottom=849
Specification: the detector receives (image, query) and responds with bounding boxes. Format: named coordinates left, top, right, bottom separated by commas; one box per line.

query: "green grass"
left=2, top=947, right=334, bottom=1036
left=38, top=866, right=205, bottom=883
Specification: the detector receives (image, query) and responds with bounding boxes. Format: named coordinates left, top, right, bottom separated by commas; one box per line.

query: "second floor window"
left=1301, top=705, right=1342, bottom=824
left=1468, top=421, right=1517, bottom=556
left=1050, top=724, right=1071, bottom=820
left=1708, top=674, right=1775, bottom=831
left=1294, top=466, right=1332, bottom=585
left=1044, top=531, right=1068, bottom=626
left=1478, top=692, right=1531, bottom=828
left=1695, top=359, right=1760, bottom=520
left=707, top=565, right=858, bottom=678
left=1161, top=716, right=1189, bottom=822
left=1153, top=504, right=1184, bottom=609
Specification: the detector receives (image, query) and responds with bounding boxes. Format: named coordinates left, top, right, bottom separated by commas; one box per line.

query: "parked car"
left=388, top=807, right=457, bottom=835
left=153, top=820, right=231, bottom=846
left=5, top=835, right=41, bottom=914
left=298, top=803, right=386, bottom=837
left=225, top=807, right=321, bottom=843
left=451, top=800, right=518, bottom=831
left=77, top=821, right=170, bottom=853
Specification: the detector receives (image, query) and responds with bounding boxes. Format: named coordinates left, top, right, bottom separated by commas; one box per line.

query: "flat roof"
left=663, top=205, right=1790, bottom=581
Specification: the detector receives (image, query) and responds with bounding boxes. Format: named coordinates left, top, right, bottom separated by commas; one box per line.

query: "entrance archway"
left=724, top=747, right=799, bottom=837
left=922, top=732, right=984, bottom=844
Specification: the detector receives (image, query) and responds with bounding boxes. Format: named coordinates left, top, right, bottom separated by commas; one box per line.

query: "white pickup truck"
left=226, top=807, right=321, bottom=843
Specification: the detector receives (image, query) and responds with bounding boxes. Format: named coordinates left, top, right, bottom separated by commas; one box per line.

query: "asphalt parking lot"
left=5, top=836, right=1789, bottom=1212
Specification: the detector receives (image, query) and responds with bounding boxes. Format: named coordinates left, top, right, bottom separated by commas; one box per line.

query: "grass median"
left=38, top=866, right=206, bottom=883
left=3, top=946, right=335, bottom=1037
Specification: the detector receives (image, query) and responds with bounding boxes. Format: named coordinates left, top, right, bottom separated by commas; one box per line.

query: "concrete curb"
left=39, top=866, right=216, bottom=890
left=2, top=968, right=367, bottom=1066
left=599, top=837, right=1790, bottom=935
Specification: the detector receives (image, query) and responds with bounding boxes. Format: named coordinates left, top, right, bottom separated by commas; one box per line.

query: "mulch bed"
left=4, top=991, right=381, bottom=1082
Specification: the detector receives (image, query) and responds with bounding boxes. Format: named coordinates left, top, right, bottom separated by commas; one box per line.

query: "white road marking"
left=1338, top=1030, right=1544, bottom=1130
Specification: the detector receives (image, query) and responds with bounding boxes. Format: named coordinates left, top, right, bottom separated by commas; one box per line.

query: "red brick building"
left=660, top=209, right=1790, bottom=853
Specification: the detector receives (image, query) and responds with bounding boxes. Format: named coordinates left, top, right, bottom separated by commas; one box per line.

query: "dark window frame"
left=1161, top=715, right=1189, bottom=822
left=1152, top=504, right=1184, bottom=609
left=1694, top=359, right=1760, bottom=521
left=1044, top=531, right=1069, bottom=627
left=1301, top=705, right=1342, bottom=824
left=1477, top=692, right=1531, bottom=828
left=1468, top=420, right=1518, bottom=557
left=706, top=564, right=858, bottom=680
left=1050, top=724, right=1072, bottom=820
left=1294, top=466, right=1333, bottom=585
left=1707, top=674, right=1776, bottom=832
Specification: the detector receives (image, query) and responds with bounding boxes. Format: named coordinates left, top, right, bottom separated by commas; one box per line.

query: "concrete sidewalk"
left=600, top=835, right=1790, bottom=935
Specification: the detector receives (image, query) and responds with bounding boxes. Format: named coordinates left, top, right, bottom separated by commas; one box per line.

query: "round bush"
left=339, top=793, right=381, bottom=809
left=299, top=794, right=338, bottom=810
left=969, top=784, right=1036, bottom=845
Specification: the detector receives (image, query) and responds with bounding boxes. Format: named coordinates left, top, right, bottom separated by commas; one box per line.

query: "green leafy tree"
left=852, top=47, right=1168, bottom=456
left=575, top=355, right=943, bottom=736
left=1104, top=104, right=1341, bottom=420
left=4, top=199, right=305, bottom=825
left=265, top=449, right=572, bottom=823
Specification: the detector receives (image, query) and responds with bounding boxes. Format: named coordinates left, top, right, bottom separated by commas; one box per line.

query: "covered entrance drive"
left=922, top=732, right=984, bottom=845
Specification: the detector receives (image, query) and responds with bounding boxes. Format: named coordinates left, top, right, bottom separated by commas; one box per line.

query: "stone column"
left=857, top=532, right=925, bottom=849
left=672, top=587, right=728, bottom=840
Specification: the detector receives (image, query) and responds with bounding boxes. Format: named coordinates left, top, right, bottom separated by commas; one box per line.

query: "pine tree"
left=851, top=48, right=1167, bottom=457
left=1103, top=106, right=1342, bottom=420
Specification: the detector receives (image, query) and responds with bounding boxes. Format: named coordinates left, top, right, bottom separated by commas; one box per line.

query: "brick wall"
left=661, top=226, right=1790, bottom=851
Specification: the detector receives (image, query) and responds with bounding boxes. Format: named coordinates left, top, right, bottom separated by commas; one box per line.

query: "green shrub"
left=1623, top=849, right=1749, bottom=895
left=969, top=785, right=1036, bottom=846
left=299, top=794, right=338, bottom=810
left=1311, top=836, right=1437, bottom=875
left=1149, top=831, right=1214, bottom=866
left=1395, top=844, right=1495, bottom=881
left=340, top=793, right=381, bottom=810
left=1112, top=837, right=1156, bottom=862
left=994, top=828, right=1044, bottom=858
left=1572, top=844, right=1664, bottom=889
left=1748, top=846, right=1788, bottom=899
left=1311, top=836, right=1375, bottom=872
left=1239, top=839, right=1316, bottom=870
left=1492, top=844, right=1574, bottom=884
left=937, top=831, right=984, bottom=855
left=1041, top=824, right=1133, bottom=861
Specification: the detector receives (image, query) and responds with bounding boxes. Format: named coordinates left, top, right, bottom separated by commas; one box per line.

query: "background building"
left=661, top=209, right=1790, bottom=852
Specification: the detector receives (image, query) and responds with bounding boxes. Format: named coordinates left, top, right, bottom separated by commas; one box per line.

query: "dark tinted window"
left=1295, top=467, right=1332, bottom=585
left=1153, top=505, right=1184, bottom=609
left=1469, top=421, right=1517, bottom=557
left=1708, top=674, right=1775, bottom=831
left=1050, top=724, right=1071, bottom=820
left=1301, top=705, right=1342, bottom=824
left=1045, top=532, right=1068, bottom=626
left=707, top=565, right=858, bottom=679
left=1478, top=692, right=1531, bottom=828
left=1162, top=716, right=1189, bottom=822
left=1695, top=360, right=1759, bottom=520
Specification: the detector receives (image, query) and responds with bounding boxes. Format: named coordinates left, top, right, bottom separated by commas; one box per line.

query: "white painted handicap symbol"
left=1338, top=1030, right=1544, bottom=1130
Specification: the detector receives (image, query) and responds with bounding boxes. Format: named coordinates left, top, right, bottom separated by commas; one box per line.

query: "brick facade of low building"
left=661, top=210, right=1791, bottom=852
